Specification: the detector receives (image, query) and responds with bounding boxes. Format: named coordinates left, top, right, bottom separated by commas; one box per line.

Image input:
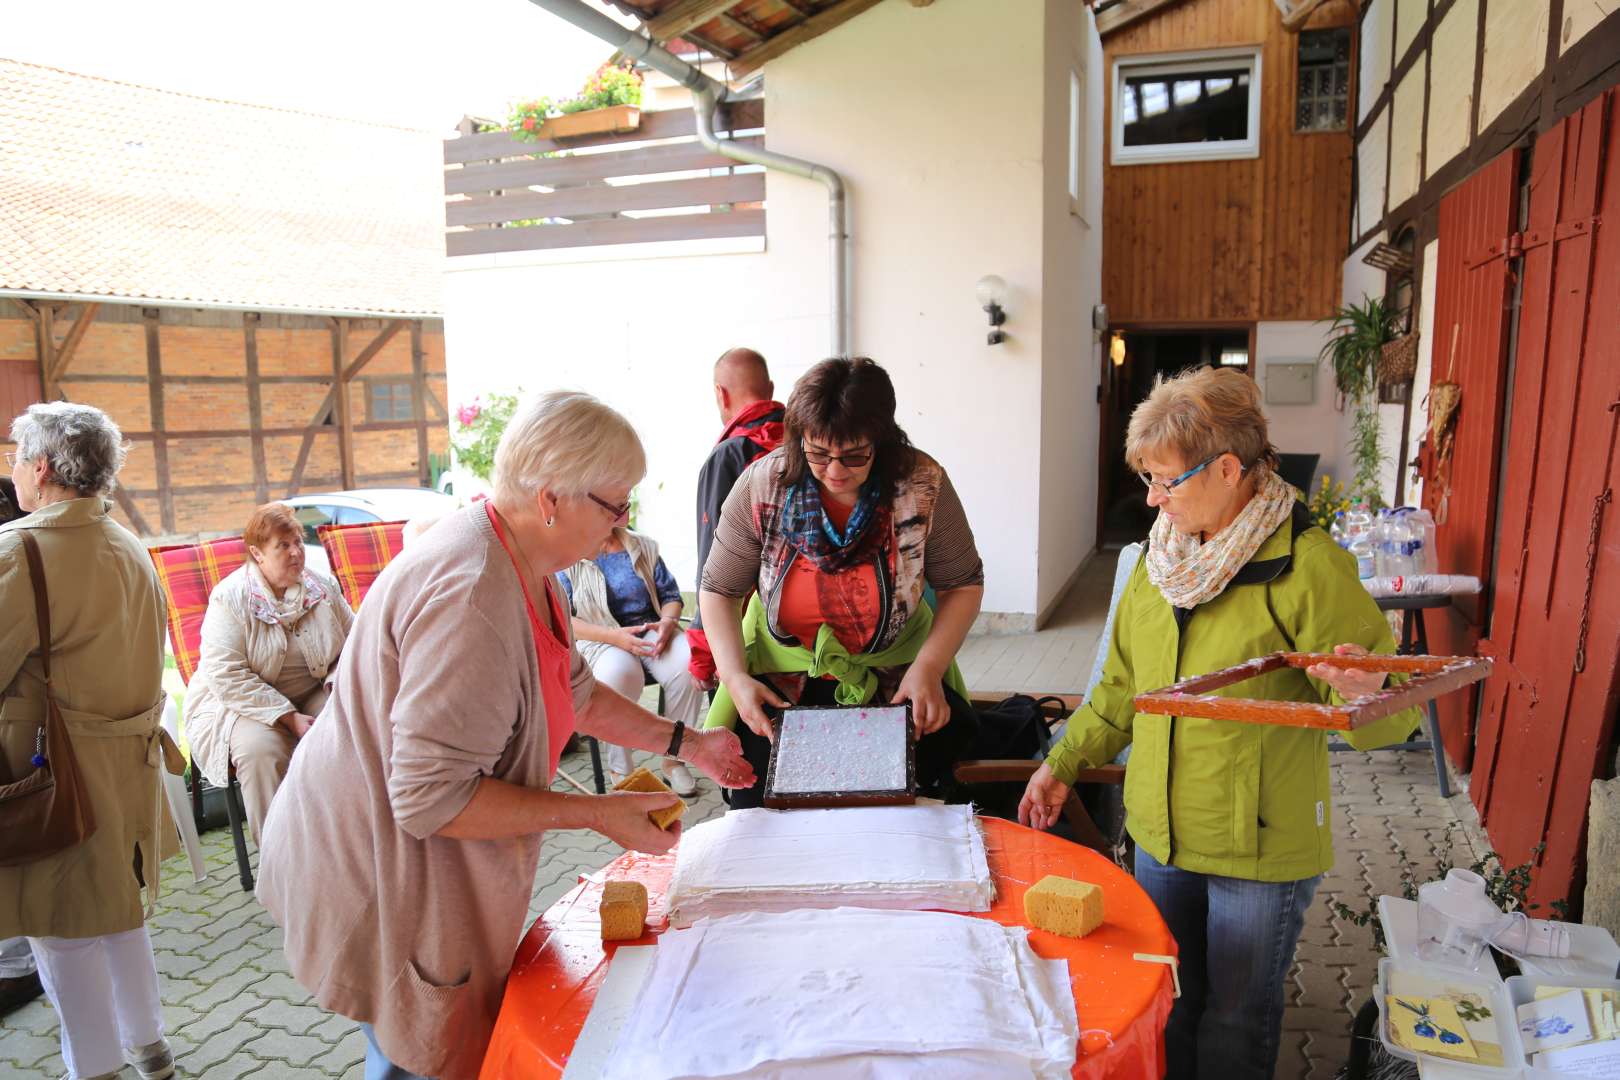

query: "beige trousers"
left=226, top=685, right=329, bottom=843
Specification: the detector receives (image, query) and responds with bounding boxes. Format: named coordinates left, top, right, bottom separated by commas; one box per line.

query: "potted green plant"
left=509, top=63, right=643, bottom=143
left=1319, top=296, right=1396, bottom=507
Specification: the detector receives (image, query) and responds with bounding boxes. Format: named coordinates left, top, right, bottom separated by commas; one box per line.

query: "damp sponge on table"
left=1024, top=875, right=1105, bottom=938
left=612, top=766, right=687, bottom=831
left=600, top=880, right=649, bottom=941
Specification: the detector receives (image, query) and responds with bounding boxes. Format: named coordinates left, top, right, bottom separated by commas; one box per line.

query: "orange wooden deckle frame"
left=1133, top=653, right=1493, bottom=731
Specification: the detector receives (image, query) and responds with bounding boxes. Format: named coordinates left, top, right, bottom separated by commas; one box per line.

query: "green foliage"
left=1319, top=295, right=1397, bottom=504
left=507, top=63, right=643, bottom=142
left=1319, top=295, right=1396, bottom=404
left=1308, top=475, right=1355, bottom=531
left=1328, top=828, right=1569, bottom=954
left=451, top=392, right=520, bottom=481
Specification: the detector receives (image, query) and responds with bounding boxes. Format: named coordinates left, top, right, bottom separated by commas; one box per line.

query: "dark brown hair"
left=243, top=502, right=302, bottom=550
left=781, top=357, right=915, bottom=499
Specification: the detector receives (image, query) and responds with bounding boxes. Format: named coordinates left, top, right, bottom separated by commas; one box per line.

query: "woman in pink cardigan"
left=257, top=391, right=753, bottom=1080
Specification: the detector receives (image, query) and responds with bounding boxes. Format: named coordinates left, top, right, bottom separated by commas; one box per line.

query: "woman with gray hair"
left=258, top=390, right=754, bottom=1080
left=1, top=403, right=178, bottom=1080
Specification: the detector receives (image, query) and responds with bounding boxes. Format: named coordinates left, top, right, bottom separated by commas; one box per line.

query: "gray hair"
left=9, top=402, right=129, bottom=497
left=492, top=391, right=645, bottom=506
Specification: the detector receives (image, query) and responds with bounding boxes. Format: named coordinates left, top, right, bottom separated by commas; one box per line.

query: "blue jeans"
left=1133, top=847, right=1320, bottom=1080
left=362, top=1023, right=433, bottom=1080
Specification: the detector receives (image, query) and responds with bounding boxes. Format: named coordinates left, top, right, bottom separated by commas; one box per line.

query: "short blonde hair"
left=491, top=391, right=646, bottom=505
left=1125, top=366, right=1279, bottom=474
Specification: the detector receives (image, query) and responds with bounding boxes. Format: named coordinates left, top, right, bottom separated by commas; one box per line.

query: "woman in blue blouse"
left=560, top=526, right=705, bottom=795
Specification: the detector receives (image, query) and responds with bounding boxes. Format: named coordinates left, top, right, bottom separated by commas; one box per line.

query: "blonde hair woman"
left=1019, top=366, right=1420, bottom=1080
left=257, top=391, right=753, bottom=1080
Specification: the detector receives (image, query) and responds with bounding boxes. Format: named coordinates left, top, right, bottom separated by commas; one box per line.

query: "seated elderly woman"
left=560, top=528, right=705, bottom=796
left=700, top=356, right=985, bottom=809
left=258, top=391, right=752, bottom=1080
left=184, top=502, right=354, bottom=843
left=1019, top=366, right=1419, bottom=1080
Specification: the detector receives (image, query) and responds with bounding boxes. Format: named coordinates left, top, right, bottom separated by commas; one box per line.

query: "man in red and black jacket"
left=687, top=347, right=784, bottom=687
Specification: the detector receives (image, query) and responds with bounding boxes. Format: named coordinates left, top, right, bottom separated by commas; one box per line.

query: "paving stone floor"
left=1, top=553, right=1478, bottom=1078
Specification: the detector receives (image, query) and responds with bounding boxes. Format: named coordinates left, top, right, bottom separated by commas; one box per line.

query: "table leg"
left=1412, top=610, right=1453, bottom=799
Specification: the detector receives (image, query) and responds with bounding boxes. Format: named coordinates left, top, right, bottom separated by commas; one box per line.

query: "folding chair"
left=315, top=519, right=407, bottom=610
left=954, top=543, right=1143, bottom=856
left=147, top=537, right=256, bottom=892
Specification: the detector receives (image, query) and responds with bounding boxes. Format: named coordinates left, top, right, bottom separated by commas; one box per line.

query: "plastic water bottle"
left=1348, top=529, right=1377, bottom=579
left=1403, top=507, right=1439, bottom=574
left=1382, top=511, right=1415, bottom=578
left=1330, top=511, right=1347, bottom=548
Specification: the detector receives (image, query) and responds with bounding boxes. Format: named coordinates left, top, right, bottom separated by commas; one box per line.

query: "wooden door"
left=1421, top=149, right=1521, bottom=771
left=1471, top=91, right=1620, bottom=912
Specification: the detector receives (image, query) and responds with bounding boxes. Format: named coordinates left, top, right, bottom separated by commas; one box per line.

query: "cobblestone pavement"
left=1, top=607, right=1477, bottom=1079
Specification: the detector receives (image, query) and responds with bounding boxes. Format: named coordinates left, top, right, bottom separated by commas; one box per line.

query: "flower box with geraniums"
left=451, top=392, right=519, bottom=483
left=509, top=63, right=643, bottom=143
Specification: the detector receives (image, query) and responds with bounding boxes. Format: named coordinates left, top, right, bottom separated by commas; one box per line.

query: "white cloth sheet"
left=602, top=907, right=1078, bottom=1080
left=667, top=805, right=992, bottom=927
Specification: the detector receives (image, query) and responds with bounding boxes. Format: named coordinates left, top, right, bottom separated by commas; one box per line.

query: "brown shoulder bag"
left=0, top=531, right=96, bottom=865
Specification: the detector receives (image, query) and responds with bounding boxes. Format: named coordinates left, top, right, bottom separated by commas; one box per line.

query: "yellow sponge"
left=612, top=766, right=687, bottom=831
left=600, top=879, right=649, bottom=941
left=1024, top=875, right=1105, bottom=938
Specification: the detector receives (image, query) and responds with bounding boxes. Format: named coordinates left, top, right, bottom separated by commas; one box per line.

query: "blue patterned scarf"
left=779, top=475, right=884, bottom=572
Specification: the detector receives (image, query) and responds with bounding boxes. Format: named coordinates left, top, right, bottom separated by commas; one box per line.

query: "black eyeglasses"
left=586, top=492, right=631, bottom=521
left=802, top=442, right=874, bottom=469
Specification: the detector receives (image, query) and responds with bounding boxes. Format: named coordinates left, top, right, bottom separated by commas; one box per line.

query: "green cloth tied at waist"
left=703, top=594, right=969, bottom=730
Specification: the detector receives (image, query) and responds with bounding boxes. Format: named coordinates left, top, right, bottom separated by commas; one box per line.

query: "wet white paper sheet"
left=601, top=907, right=1078, bottom=1080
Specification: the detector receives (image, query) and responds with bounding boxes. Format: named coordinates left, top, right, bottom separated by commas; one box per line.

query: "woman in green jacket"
left=1020, top=366, right=1419, bottom=1080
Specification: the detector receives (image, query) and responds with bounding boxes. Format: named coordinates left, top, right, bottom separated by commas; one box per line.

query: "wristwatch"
left=665, top=718, right=686, bottom=758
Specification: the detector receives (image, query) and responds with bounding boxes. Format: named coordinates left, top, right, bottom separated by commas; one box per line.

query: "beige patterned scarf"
left=1145, top=468, right=1299, bottom=609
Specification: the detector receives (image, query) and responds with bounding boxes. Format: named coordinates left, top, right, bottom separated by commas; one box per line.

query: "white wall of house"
left=1254, top=321, right=1344, bottom=490
left=443, top=0, right=1105, bottom=627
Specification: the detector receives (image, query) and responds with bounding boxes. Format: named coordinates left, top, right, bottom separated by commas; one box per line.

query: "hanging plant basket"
left=538, top=104, right=641, bottom=141
left=1378, top=332, right=1420, bottom=387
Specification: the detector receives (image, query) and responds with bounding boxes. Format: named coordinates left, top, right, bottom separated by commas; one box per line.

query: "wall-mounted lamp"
left=975, top=275, right=1007, bottom=345
left=1110, top=332, right=1127, bottom=367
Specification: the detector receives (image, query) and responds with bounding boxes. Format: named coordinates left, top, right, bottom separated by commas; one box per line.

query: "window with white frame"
left=1112, top=48, right=1262, bottom=165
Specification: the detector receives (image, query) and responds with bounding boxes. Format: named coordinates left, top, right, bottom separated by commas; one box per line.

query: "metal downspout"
left=524, top=0, right=850, bottom=356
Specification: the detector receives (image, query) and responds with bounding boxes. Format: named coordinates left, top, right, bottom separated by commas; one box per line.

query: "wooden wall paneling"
left=243, top=312, right=270, bottom=505
left=1472, top=92, right=1618, bottom=911
left=410, top=321, right=430, bottom=487
left=1420, top=146, right=1520, bottom=770
left=1101, top=0, right=1351, bottom=324
left=143, top=309, right=176, bottom=533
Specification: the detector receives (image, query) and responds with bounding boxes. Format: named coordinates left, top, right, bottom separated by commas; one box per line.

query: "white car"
left=283, top=488, right=460, bottom=576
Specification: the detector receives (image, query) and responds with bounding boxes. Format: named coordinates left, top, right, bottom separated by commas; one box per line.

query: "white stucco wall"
left=1255, top=321, right=1345, bottom=490
left=1036, top=0, right=1106, bottom=621
left=442, top=0, right=1103, bottom=623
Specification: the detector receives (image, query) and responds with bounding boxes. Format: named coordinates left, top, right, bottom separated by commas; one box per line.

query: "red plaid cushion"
left=318, top=520, right=406, bottom=610
left=149, top=537, right=249, bottom=685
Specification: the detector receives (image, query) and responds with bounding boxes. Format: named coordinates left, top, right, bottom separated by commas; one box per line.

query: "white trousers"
left=28, top=927, right=165, bottom=1079
left=0, top=935, right=35, bottom=977
left=586, top=629, right=706, bottom=777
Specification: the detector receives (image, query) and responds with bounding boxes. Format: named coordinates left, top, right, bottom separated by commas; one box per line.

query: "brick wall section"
left=0, top=304, right=448, bottom=538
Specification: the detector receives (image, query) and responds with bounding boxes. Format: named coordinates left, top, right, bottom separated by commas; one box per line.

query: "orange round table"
left=480, top=817, right=1175, bottom=1079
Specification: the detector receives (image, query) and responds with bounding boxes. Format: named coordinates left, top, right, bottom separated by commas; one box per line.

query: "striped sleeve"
left=924, top=469, right=985, bottom=590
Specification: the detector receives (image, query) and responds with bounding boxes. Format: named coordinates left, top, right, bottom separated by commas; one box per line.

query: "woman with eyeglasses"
left=1019, top=365, right=1419, bottom=1080
left=256, top=391, right=754, bottom=1080
left=699, top=356, right=985, bottom=809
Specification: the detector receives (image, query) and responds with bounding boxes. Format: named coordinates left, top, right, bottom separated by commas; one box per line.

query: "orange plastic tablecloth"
left=480, top=817, right=1175, bottom=1080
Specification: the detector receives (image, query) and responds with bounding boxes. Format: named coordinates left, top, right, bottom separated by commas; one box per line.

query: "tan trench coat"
left=0, top=498, right=174, bottom=939
left=183, top=563, right=353, bottom=789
